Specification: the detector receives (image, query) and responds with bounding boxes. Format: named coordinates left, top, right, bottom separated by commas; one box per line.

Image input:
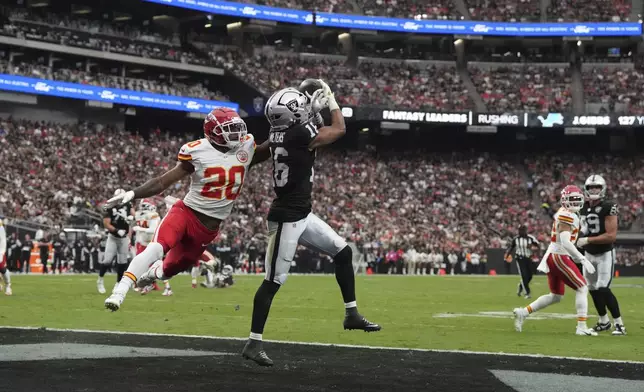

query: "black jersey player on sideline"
left=99, top=190, right=134, bottom=294
left=576, top=175, right=625, bottom=335
left=242, top=83, right=381, bottom=367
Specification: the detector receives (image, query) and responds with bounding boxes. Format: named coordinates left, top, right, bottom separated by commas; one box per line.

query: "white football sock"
left=191, top=266, right=199, bottom=284
left=525, top=293, right=562, bottom=315
left=1, top=270, right=10, bottom=286
left=614, top=317, right=623, bottom=325
left=344, top=301, right=357, bottom=309
left=576, top=286, right=589, bottom=328
left=113, top=242, right=164, bottom=295
left=599, top=314, right=610, bottom=324
left=164, top=280, right=171, bottom=289
left=249, top=332, right=262, bottom=341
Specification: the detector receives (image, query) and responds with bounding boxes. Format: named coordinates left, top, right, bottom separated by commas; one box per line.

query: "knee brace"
left=333, top=246, right=352, bottom=266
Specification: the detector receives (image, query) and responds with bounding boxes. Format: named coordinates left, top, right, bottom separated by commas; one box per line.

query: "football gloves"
left=105, top=190, right=135, bottom=210
left=576, top=237, right=589, bottom=248
left=580, top=257, right=595, bottom=274
left=317, top=79, right=339, bottom=111
left=309, top=89, right=329, bottom=114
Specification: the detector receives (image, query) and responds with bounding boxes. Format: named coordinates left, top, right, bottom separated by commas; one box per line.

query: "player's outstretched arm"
left=132, top=161, right=194, bottom=199
left=309, top=108, right=346, bottom=150
left=104, top=161, right=194, bottom=209
left=251, top=139, right=270, bottom=167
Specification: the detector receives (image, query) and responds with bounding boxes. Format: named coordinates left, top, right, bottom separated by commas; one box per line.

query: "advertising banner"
left=0, top=74, right=239, bottom=113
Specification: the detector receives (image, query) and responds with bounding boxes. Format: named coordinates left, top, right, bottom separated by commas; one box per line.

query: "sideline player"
left=513, top=185, right=597, bottom=336
left=103, top=108, right=268, bottom=311
left=242, top=83, right=381, bottom=367
left=0, top=217, right=12, bottom=295
left=98, top=189, right=135, bottom=294
left=133, top=199, right=173, bottom=296
left=577, top=175, right=625, bottom=335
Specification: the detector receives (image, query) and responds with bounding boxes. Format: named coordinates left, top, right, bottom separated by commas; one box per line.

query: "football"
left=298, top=78, right=323, bottom=100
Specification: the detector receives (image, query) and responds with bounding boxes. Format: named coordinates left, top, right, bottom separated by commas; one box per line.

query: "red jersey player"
left=103, top=107, right=268, bottom=311
left=513, top=185, right=597, bottom=336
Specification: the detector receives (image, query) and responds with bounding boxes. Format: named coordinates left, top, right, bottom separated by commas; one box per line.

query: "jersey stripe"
left=178, top=153, right=192, bottom=161
left=557, top=215, right=574, bottom=224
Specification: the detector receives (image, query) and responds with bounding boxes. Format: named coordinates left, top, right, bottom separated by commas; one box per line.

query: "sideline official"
left=505, top=226, right=540, bottom=299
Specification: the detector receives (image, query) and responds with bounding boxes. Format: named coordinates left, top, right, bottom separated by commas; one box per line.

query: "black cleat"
left=593, top=321, right=612, bottom=332
left=343, top=313, right=381, bottom=332
left=242, top=339, right=274, bottom=367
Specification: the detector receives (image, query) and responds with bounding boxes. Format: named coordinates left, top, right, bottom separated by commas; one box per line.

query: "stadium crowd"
left=469, top=65, right=573, bottom=112
left=0, top=13, right=213, bottom=66
left=582, top=67, right=644, bottom=114
left=1, top=118, right=642, bottom=273
left=212, top=50, right=472, bottom=110
left=525, top=153, right=644, bottom=230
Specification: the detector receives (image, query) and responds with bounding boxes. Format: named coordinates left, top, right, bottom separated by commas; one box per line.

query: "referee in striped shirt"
left=504, top=225, right=539, bottom=299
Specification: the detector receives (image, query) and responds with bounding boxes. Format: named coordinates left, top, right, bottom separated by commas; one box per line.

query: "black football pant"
left=516, top=256, right=533, bottom=295
left=40, top=249, right=49, bottom=274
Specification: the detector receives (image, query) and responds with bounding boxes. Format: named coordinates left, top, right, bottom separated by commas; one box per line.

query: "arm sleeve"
left=0, top=224, right=6, bottom=257
left=560, top=231, right=585, bottom=262
left=144, top=216, right=160, bottom=234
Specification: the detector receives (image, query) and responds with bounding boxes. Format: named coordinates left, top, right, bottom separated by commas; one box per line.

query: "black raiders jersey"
left=103, top=203, right=132, bottom=238
left=267, top=120, right=318, bottom=222
left=580, top=199, right=618, bottom=255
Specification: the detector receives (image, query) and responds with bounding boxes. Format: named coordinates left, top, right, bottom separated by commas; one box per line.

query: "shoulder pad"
left=178, top=139, right=206, bottom=161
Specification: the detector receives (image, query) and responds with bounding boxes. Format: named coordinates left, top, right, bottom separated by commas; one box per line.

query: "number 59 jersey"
left=178, top=135, right=255, bottom=220
left=267, top=120, right=319, bottom=223
left=580, top=199, right=618, bottom=255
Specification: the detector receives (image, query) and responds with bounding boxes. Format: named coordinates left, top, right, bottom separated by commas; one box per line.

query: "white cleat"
left=513, top=308, right=526, bottom=332
left=575, top=327, right=598, bottom=336
left=140, top=285, right=154, bottom=295
left=162, top=288, right=173, bottom=296
left=137, top=260, right=162, bottom=289
left=612, top=324, right=627, bottom=336
left=104, top=292, right=125, bottom=312
left=97, top=281, right=106, bottom=294
left=5, top=285, right=12, bottom=296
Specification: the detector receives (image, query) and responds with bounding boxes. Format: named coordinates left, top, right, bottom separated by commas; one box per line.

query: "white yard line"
left=0, top=325, right=642, bottom=365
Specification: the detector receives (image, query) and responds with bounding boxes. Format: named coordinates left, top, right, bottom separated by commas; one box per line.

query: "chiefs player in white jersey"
left=104, top=107, right=268, bottom=311
left=132, top=199, right=175, bottom=296
left=513, top=185, right=597, bottom=336
left=0, top=218, right=12, bottom=295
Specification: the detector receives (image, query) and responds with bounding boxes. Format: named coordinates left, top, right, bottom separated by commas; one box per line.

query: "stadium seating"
left=1, top=10, right=214, bottom=66
left=525, top=153, right=644, bottom=230
left=582, top=67, right=644, bottom=114
left=469, top=64, right=573, bottom=112
left=466, top=0, right=540, bottom=22
left=548, top=0, right=632, bottom=22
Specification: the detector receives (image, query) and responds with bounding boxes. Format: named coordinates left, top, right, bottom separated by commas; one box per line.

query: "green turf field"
left=0, top=274, right=641, bottom=361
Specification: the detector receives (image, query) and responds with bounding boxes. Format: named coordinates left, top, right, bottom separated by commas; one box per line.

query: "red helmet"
left=560, top=185, right=584, bottom=212
left=139, top=199, right=156, bottom=212
left=203, top=107, right=247, bottom=148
